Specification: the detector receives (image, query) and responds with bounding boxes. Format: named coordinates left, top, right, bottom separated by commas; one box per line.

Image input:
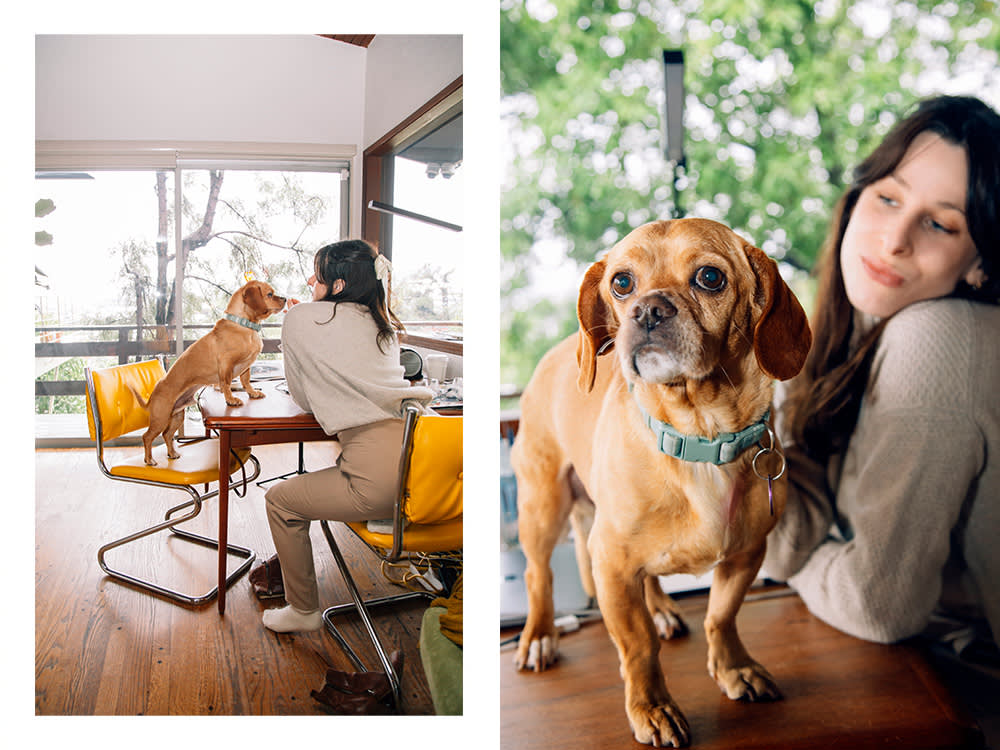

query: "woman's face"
left=840, top=131, right=982, bottom=318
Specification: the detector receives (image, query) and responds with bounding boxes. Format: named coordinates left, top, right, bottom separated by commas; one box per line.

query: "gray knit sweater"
left=281, top=301, right=434, bottom=435
left=764, top=298, right=1000, bottom=651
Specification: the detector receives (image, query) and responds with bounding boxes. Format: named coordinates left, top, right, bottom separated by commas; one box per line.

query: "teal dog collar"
left=223, top=313, right=262, bottom=332
left=633, top=391, right=770, bottom=465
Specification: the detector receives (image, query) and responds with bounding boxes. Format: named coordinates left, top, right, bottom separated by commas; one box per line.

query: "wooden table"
left=199, top=380, right=330, bottom=615
left=500, top=588, right=983, bottom=749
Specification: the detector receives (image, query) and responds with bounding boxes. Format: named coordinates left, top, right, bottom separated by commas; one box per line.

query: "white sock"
left=262, top=604, right=323, bottom=633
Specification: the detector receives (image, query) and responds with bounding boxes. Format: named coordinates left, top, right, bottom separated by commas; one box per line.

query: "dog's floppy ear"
left=576, top=259, right=616, bottom=392
left=242, top=282, right=266, bottom=318
left=744, top=244, right=812, bottom=381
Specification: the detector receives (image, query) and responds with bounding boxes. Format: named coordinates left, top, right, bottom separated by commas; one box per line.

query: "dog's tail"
left=127, top=384, right=151, bottom=411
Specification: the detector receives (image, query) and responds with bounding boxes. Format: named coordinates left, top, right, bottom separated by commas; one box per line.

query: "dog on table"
left=512, top=219, right=811, bottom=747
left=131, top=280, right=287, bottom=466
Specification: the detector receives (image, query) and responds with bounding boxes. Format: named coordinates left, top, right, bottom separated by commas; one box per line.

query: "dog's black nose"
left=630, top=295, right=677, bottom=331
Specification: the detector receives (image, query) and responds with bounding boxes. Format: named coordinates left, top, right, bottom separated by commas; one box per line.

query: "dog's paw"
left=711, top=660, right=782, bottom=703
left=629, top=698, right=691, bottom=748
left=144, top=457, right=158, bottom=466
left=652, top=609, right=688, bottom=640
left=225, top=396, right=245, bottom=407
left=247, top=389, right=265, bottom=399
left=513, top=632, right=559, bottom=672
left=167, top=450, right=181, bottom=460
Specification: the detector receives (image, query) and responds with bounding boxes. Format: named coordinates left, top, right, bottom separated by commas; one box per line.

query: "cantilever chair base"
left=320, top=519, right=440, bottom=710
left=316, top=404, right=463, bottom=713
left=96, top=454, right=261, bottom=606
left=86, top=361, right=262, bottom=607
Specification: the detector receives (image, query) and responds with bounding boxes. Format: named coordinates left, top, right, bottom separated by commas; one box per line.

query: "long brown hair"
left=785, top=95, right=1000, bottom=461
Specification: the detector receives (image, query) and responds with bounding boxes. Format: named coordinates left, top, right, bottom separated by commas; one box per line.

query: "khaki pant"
left=264, top=418, right=404, bottom=612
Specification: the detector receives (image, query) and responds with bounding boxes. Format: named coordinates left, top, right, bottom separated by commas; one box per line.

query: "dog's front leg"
left=704, top=544, right=781, bottom=702
left=591, top=537, right=691, bottom=748
left=238, top=367, right=265, bottom=399
left=217, top=362, right=245, bottom=407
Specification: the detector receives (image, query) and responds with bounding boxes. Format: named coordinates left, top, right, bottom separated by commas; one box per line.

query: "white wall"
left=35, top=35, right=367, bottom=144
left=362, top=34, right=463, bottom=149
left=35, top=34, right=463, bottom=236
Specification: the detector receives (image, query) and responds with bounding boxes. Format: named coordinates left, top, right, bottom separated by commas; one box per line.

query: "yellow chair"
left=320, top=402, right=462, bottom=709
left=85, top=359, right=261, bottom=605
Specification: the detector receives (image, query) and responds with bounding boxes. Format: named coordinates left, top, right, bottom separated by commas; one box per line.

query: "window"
left=176, top=165, right=349, bottom=323
left=363, top=80, right=463, bottom=339
left=34, top=142, right=351, bottom=427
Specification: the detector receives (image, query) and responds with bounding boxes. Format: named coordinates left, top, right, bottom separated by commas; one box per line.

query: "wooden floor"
left=35, top=442, right=441, bottom=716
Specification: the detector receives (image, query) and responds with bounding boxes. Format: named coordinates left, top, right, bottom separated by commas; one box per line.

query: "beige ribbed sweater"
left=280, top=301, right=433, bottom=435
left=764, top=298, right=1000, bottom=650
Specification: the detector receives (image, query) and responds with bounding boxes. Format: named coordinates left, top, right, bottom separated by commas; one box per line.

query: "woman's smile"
left=859, top=256, right=905, bottom=288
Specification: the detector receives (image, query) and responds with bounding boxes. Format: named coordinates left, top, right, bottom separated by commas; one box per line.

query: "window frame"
left=361, top=77, right=463, bottom=256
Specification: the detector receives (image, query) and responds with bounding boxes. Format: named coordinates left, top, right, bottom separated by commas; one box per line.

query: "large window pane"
left=35, top=170, right=175, bottom=417
left=179, top=168, right=347, bottom=320
left=35, top=170, right=174, bottom=327
left=35, top=164, right=347, bottom=424
left=390, top=154, right=464, bottom=328
left=383, top=110, right=463, bottom=336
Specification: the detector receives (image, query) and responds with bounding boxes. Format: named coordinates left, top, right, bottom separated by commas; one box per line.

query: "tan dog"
left=512, top=219, right=811, bottom=747
left=132, top=280, right=287, bottom=466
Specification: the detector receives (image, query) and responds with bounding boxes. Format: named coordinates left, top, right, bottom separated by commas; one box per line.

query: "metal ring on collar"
left=752, top=428, right=786, bottom=481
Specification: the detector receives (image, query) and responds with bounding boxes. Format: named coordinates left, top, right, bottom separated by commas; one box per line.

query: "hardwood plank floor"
left=35, top=442, right=444, bottom=716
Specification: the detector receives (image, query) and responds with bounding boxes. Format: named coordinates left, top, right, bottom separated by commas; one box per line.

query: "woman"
left=764, top=95, right=1000, bottom=661
left=262, top=239, right=434, bottom=633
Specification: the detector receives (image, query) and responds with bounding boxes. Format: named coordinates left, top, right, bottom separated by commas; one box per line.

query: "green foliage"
left=35, top=358, right=86, bottom=415
left=501, top=297, right=579, bottom=387
left=36, top=197, right=56, bottom=248
left=35, top=198, right=56, bottom=218
left=394, top=264, right=464, bottom=322
left=501, top=0, right=999, bottom=389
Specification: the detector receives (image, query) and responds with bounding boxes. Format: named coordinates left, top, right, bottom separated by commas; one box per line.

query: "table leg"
left=217, top=429, right=232, bottom=616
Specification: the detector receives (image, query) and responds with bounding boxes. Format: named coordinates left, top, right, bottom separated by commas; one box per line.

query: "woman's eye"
left=927, top=217, right=957, bottom=235
left=693, top=266, right=726, bottom=292
left=611, top=272, right=635, bottom=298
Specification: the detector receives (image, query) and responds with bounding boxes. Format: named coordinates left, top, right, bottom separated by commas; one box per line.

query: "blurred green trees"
left=501, top=0, right=1000, bottom=389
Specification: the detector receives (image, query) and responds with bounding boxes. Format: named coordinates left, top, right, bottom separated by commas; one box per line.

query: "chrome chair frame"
left=320, top=403, right=461, bottom=710
left=86, top=365, right=261, bottom=606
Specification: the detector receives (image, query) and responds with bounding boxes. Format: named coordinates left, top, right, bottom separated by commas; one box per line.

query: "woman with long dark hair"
left=261, top=239, right=434, bottom=633
left=764, top=95, right=1000, bottom=660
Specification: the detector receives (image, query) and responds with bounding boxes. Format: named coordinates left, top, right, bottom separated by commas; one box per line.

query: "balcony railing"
left=35, top=320, right=462, bottom=401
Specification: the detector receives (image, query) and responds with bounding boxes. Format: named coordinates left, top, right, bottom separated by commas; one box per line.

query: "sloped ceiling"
left=317, top=34, right=375, bottom=48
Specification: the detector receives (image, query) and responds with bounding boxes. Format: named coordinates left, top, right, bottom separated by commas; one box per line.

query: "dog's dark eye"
left=611, top=272, right=635, bottom=298
left=693, top=266, right=726, bottom=292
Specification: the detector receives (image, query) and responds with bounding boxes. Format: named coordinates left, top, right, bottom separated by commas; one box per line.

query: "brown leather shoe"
left=311, top=651, right=404, bottom=713
left=323, top=651, right=403, bottom=698
left=249, top=554, right=284, bottom=599
left=310, top=685, right=393, bottom=715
